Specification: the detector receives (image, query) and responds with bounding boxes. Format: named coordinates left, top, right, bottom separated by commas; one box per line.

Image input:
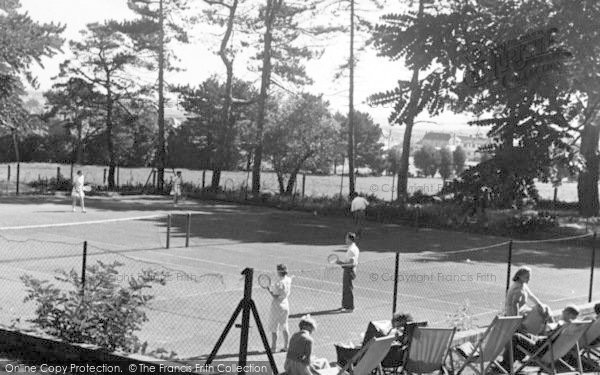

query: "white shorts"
left=71, top=189, right=84, bottom=198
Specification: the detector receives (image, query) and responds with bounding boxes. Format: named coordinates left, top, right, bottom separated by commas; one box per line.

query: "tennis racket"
left=83, top=185, right=92, bottom=192
left=257, top=274, right=272, bottom=289
left=327, top=254, right=339, bottom=264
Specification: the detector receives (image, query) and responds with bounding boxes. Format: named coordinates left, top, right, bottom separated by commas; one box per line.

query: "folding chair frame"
left=514, top=327, right=584, bottom=375
left=451, top=316, right=522, bottom=375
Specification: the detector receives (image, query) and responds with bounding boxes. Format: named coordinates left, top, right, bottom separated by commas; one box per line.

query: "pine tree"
left=114, top=0, right=189, bottom=191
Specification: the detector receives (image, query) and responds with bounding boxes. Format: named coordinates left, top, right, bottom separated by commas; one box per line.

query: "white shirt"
left=345, top=243, right=359, bottom=268
left=74, top=175, right=84, bottom=191
left=271, top=275, right=292, bottom=309
left=351, top=197, right=369, bottom=212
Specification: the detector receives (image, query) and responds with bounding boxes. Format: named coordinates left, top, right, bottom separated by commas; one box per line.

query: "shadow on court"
left=0, top=195, right=594, bottom=271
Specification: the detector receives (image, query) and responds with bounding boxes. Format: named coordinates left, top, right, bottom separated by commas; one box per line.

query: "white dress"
left=72, top=175, right=85, bottom=198
left=268, top=275, right=291, bottom=333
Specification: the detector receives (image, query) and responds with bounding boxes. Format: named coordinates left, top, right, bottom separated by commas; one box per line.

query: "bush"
left=28, top=176, right=72, bottom=192
left=502, top=210, right=557, bottom=234
left=21, top=261, right=167, bottom=353
left=446, top=300, right=477, bottom=331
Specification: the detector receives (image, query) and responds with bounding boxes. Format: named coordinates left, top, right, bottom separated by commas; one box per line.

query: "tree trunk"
left=276, top=171, right=285, bottom=194
left=211, top=169, right=221, bottom=192
left=106, top=77, right=115, bottom=190
left=75, top=120, right=83, bottom=164
left=156, top=0, right=166, bottom=192
left=333, top=159, right=337, bottom=175
left=397, top=119, right=414, bottom=201
left=210, top=0, right=239, bottom=191
left=252, top=0, right=279, bottom=195
left=578, top=123, right=600, bottom=217
left=347, top=0, right=356, bottom=198
left=395, top=0, right=423, bottom=202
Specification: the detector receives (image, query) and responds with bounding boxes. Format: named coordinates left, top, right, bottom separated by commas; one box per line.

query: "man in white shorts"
left=350, top=193, right=368, bottom=236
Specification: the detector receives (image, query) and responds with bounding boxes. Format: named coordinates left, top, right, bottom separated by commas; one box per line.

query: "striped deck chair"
left=403, top=327, right=456, bottom=375
left=515, top=321, right=592, bottom=374
left=579, top=319, right=600, bottom=362
left=319, top=335, right=396, bottom=375
left=452, top=315, right=523, bottom=375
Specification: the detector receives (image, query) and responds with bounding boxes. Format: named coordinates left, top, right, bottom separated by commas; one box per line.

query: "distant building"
left=413, top=131, right=489, bottom=161
left=458, top=134, right=489, bottom=160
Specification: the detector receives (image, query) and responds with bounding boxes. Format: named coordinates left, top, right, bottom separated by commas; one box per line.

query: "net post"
left=56, top=166, right=60, bottom=183
left=589, top=232, right=597, bottom=303
left=239, top=268, right=253, bottom=374
left=7, top=165, right=10, bottom=182
left=392, top=251, right=400, bottom=316
left=506, top=240, right=513, bottom=293
left=16, top=163, right=20, bottom=195
left=202, top=170, right=206, bottom=190
left=185, top=213, right=191, bottom=247
left=103, top=168, right=106, bottom=185
left=166, top=214, right=171, bottom=249
left=81, top=241, right=87, bottom=297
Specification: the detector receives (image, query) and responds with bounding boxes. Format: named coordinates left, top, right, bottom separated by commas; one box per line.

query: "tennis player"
left=172, top=171, right=183, bottom=206
left=336, top=232, right=359, bottom=312
left=71, top=170, right=86, bottom=213
left=269, top=264, right=292, bottom=352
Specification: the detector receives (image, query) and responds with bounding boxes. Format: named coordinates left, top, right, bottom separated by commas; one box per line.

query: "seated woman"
left=285, top=315, right=329, bottom=375
left=513, top=305, right=580, bottom=362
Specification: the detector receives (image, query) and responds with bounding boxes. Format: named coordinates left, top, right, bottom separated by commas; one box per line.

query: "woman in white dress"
left=172, top=171, right=182, bottom=205
left=269, top=264, right=292, bottom=352
left=71, top=170, right=86, bottom=213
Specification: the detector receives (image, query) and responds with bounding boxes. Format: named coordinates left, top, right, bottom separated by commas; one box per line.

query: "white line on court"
left=0, top=215, right=165, bottom=230
left=147, top=250, right=499, bottom=310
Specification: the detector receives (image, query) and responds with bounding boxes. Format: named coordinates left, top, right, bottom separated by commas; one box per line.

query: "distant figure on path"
left=71, top=170, right=86, bottom=213
left=350, top=193, right=369, bottom=236
left=172, top=171, right=183, bottom=205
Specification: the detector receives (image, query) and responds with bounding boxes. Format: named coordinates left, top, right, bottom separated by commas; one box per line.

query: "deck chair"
left=452, top=315, right=523, bottom=375
left=319, top=335, right=396, bottom=375
left=381, top=321, right=428, bottom=375
left=515, top=321, right=591, bottom=374
left=403, top=327, right=456, bottom=375
left=579, top=319, right=600, bottom=362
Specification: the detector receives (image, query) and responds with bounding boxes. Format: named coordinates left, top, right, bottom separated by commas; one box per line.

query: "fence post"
left=70, top=163, right=74, bottom=182
left=7, top=165, right=10, bottom=182
left=202, top=170, right=206, bottom=190
left=590, top=232, right=597, bottom=303
left=185, top=213, right=191, bottom=247
left=392, top=251, right=400, bottom=316
left=16, top=163, right=20, bottom=195
left=506, top=240, right=513, bottom=293
left=103, top=168, right=107, bottom=185
left=166, top=214, right=171, bottom=249
left=81, top=241, right=88, bottom=297
left=116, top=165, right=120, bottom=188
left=152, top=170, right=157, bottom=189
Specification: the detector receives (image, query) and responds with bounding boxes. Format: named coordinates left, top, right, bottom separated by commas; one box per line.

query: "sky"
left=19, top=0, right=484, bottom=147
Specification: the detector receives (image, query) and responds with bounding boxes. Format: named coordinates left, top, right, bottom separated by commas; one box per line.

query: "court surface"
left=0, top=195, right=596, bottom=367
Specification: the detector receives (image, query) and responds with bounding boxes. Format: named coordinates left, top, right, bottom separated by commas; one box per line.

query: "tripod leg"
left=206, top=300, right=244, bottom=365
left=249, top=300, right=279, bottom=375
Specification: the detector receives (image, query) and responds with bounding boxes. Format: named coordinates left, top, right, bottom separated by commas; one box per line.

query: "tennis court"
left=0, top=195, right=597, bottom=366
